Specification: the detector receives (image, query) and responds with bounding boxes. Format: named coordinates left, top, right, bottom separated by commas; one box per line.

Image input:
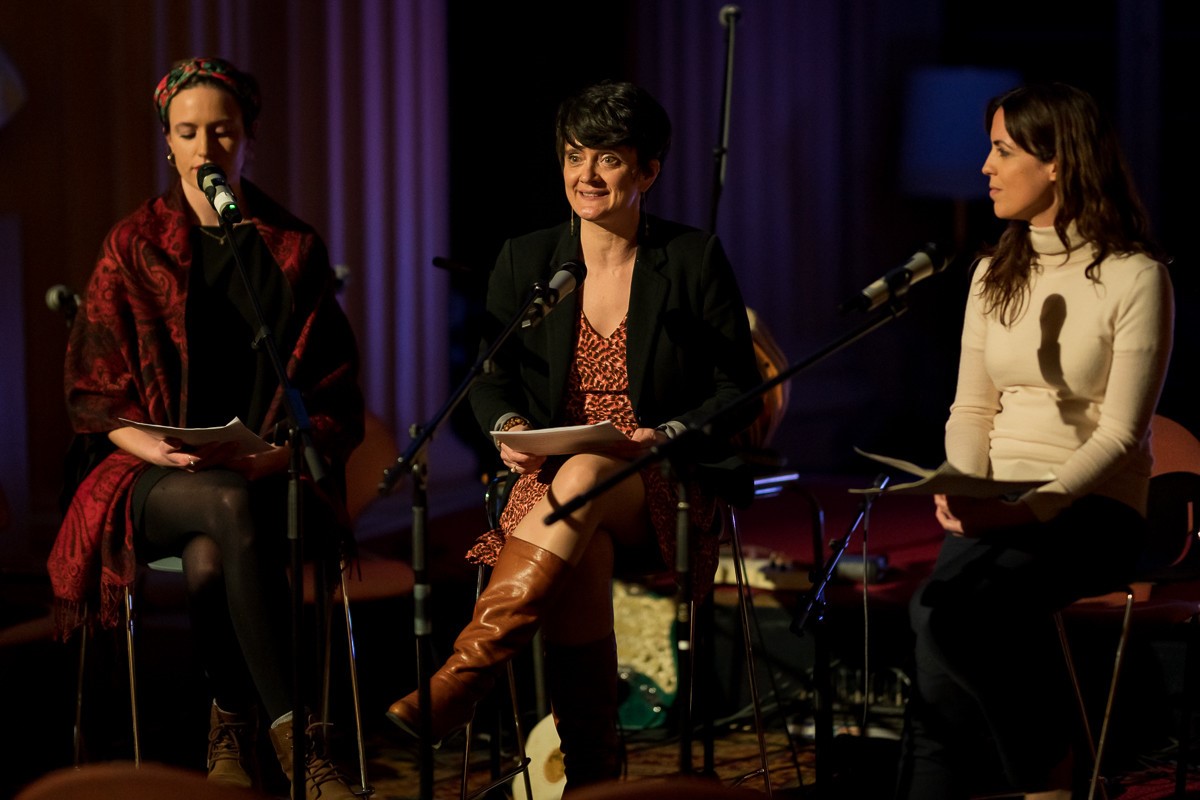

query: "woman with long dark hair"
left=895, top=82, right=1174, bottom=799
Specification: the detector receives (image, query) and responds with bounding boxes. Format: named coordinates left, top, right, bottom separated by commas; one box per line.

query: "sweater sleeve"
left=943, top=261, right=997, bottom=477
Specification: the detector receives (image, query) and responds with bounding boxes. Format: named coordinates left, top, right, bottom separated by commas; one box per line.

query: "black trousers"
left=894, top=494, right=1145, bottom=799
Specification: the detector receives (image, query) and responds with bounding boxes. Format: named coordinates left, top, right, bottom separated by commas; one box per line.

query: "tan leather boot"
left=386, top=537, right=571, bottom=744
left=546, top=633, right=623, bottom=793
left=269, top=713, right=357, bottom=800
left=206, top=702, right=257, bottom=789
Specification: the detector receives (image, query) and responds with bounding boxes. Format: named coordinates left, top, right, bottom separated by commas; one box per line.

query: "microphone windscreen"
left=197, top=162, right=225, bottom=193
left=45, top=284, right=76, bottom=312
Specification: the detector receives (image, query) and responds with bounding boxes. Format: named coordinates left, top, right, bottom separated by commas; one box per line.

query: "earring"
left=569, top=210, right=578, bottom=237
left=166, top=150, right=175, bottom=165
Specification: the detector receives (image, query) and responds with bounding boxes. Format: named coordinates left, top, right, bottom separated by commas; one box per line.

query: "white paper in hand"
left=850, top=448, right=1048, bottom=499
left=118, top=416, right=273, bottom=458
left=491, top=421, right=628, bottom=456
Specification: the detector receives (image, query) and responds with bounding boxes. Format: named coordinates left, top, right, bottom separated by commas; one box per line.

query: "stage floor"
left=4, top=472, right=1199, bottom=799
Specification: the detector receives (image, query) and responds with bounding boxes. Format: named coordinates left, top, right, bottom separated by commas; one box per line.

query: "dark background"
left=1, top=2, right=1197, bottom=794
left=2, top=1, right=1197, bottom=568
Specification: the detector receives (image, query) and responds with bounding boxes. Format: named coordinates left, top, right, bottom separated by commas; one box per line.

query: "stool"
left=72, top=556, right=181, bottom=768
left=71, top=553, right=397, bottom=797
left=1054, top=415, right=1200, bottom=800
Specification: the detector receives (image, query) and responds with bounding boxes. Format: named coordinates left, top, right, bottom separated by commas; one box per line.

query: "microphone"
left=522, top=260, right=587, bottom=329
left=838, top=242, right=947, bottom=314
left=333, top=264, right=352, bottom=293
left=719, top=4, right=742, bottom=26
left=197, top=163, right=243, bottom=224
left=45, top=284, right=80, bottom=326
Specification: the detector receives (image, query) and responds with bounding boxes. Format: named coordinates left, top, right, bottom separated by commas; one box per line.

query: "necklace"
left=196, top=226, right=227, bottom=245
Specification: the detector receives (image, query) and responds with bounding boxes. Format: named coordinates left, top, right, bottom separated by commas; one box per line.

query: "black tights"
left=136, top=469, right=293, bottom=722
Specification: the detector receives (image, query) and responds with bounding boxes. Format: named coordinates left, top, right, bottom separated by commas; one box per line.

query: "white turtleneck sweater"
left=944, top=224, right=1174, bottom=521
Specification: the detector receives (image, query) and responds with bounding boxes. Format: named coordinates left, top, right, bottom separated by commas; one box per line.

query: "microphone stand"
left=378, top=276, right=557, bottom=800
left=708, top=4, right=742, bottom=233
left=212, top=211, right=327, bottom=795
left=789, top=473, right=888, bottom=792
left=543, top=296, right=916, bottom=793
left=671, top=466, right=694, bottom=776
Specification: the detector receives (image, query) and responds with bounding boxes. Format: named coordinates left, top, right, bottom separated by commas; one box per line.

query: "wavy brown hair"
left=980, top=82, right=1164, bottom=325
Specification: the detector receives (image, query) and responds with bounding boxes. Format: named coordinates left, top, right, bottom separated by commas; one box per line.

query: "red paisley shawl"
left=48, top=178, right=364, bottom=639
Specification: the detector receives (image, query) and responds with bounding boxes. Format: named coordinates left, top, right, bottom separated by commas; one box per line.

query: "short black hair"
left=554, top=80, right=671, bottom=174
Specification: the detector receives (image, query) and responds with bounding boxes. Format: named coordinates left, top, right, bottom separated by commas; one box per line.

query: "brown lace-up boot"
left=269, top=713, right=357, bottom=800
left=546, top=633, right=623, bottom=793
left=386, top=537, right=571, bottom=745
left=207, top=702, right=258, bottom=789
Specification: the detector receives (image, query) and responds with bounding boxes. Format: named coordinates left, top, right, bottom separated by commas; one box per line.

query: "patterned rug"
left=347, top=722, right=1199, bottom=800
left=354, top=724, right=817, bottom=800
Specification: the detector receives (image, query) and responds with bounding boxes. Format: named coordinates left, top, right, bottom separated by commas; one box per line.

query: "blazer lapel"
left=545, top=232, right=581, bottom=418
left=626, top=245, right=668, bottom=411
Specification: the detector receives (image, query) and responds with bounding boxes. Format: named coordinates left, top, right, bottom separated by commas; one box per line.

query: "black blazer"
left=469, top=216, right=763, bottom=467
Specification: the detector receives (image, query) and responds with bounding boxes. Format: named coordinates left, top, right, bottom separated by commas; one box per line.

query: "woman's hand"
left=933, top=493, right=964, bottom=534
left=220, top=444, right=292, bottom=480
left=595, top=426, right=665, bottom=460
left=934, top=493, right=1036, bottom=537
left=498, top=424, right=669, bottom=473
left=110, top=427, right=199, bottom=470
left=497, top=420, right=546, bottom=475
left=109, top=426, right=290, bottom=479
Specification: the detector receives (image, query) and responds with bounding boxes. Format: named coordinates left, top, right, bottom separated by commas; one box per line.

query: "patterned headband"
left=153, top=57, right=260, bottom=128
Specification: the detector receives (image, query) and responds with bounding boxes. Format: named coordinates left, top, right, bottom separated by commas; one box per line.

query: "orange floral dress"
left=465, top=306, right=721, bottom=600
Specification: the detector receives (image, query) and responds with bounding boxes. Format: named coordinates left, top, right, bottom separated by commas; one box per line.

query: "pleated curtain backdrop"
left=139, top=0, right=469, bottom=485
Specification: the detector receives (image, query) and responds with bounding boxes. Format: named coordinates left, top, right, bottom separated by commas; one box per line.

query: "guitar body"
left=511, top=713, right=565, bottom=800
left=613, top=579, right=676, bottom=730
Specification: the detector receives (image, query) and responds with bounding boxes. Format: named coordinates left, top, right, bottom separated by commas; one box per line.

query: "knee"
left=551, top=454, right=612, bottom=497
left=182, top=536, right=224, bottom=591
left=194, top=475, right=256, bottom=541
left=550, top=455, right=644, bottom=516
left=206, top=475, right=253, bottom=519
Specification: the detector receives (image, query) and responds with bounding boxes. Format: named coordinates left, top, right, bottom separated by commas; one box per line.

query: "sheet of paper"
left=491, top=420, right=628, bottom=456
left=849, top=448, right=1048, bottom=499
left=118, top=416, right=273, bottom=458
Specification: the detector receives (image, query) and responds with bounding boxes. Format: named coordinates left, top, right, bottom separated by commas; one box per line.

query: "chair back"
left=1151, top=414, right=1200, bottom=478
left=484, top=470, right=517, bottom=529
left=1141, top=415, right=1200, bottom=574
left=344, top=412, right=400, bottom=522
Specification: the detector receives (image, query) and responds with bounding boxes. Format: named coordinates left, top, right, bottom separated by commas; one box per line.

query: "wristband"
left=499, top=416, right=529, bottom=433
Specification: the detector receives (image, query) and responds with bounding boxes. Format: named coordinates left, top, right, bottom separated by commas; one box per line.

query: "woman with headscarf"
left=48, top=56, right=364, bottom=799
